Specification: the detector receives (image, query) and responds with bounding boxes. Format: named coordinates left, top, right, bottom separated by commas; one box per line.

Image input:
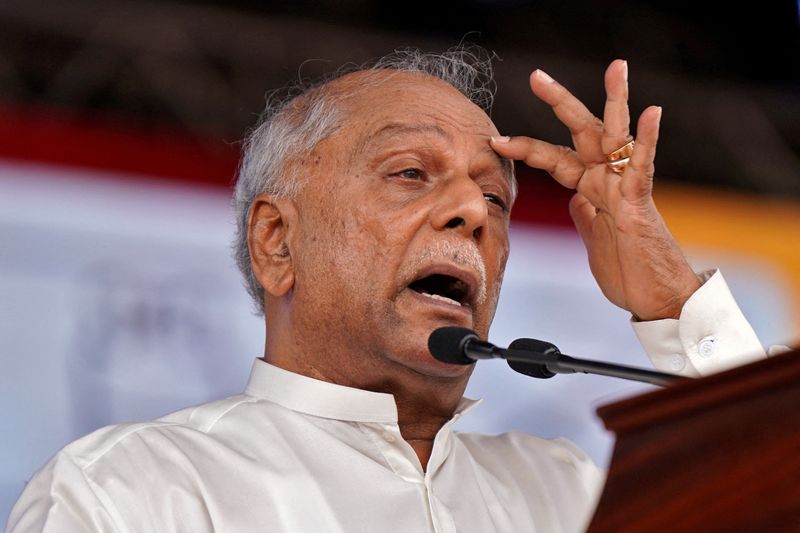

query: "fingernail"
left=534, top=69, right=554, bottom=83
left=491, top=135, right=511, bottom=143
left=622, top=60, right=628, bottom=82
left=655, top=106, right=663, bottom=120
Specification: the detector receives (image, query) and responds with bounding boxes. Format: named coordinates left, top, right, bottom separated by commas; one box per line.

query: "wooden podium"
left=587, top=349, right=800, bottom=532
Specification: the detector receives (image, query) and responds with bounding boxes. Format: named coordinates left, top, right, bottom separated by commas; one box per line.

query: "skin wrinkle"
left=360, top=135, right=513, bottom=218
left=356, top=122, right=516, bottom=199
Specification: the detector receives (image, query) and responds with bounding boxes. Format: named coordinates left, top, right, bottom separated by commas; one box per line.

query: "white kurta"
left=6, top=271, right=769, bottom=533
left=6, top=361, right=605, bottom=532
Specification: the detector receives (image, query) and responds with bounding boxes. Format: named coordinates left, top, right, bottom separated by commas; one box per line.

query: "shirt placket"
left=362, top=421, right=459, bottom=533
left=424, top=415, right=461, bottom=533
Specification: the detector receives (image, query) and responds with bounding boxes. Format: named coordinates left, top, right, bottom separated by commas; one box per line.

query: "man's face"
left=288, top=71, right=513, bottom=378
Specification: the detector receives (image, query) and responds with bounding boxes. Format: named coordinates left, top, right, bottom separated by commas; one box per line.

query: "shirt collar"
left=244, top=359, right=482, bottom=424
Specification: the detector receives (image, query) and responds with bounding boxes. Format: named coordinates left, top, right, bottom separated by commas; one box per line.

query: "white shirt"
left=6, top=361, right=604, bottom=533
left=6, top=271, right=769, bottom=533
left=631, top=270, right=768, bottom=377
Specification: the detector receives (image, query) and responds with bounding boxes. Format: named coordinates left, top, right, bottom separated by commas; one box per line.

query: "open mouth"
left=408, top=273, right=472, bottom=308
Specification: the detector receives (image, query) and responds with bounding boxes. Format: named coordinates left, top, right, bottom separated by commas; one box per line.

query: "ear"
left=248, top=194, right=296, bottom=299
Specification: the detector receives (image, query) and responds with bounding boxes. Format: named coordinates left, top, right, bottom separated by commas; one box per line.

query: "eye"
left=394, top=168, right=424, bottom=180
left=484, top=193, right=508, bottom=212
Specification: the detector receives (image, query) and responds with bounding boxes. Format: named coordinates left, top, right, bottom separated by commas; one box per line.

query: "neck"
left=264, top=319, right=470, bottom=471
left=392, top=386, right=465, bottom=471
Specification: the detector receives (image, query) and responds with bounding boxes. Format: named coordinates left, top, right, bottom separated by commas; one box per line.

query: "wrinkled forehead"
left=320, top=70, right=516, bottom=196
left=330, top=69, right=489, bottom=126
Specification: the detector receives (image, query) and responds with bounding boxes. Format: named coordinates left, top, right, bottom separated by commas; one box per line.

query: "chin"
left=378, top=294, right=488, bottom=378
left=392, top=351, right=474, bottom=380
left=382, top=324, right=474, bottom=379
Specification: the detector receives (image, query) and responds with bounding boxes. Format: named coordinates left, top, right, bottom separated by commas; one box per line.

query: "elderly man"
left=7, top=47, right=766, bottom=532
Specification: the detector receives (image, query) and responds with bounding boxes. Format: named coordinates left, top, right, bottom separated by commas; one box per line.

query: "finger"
left=568, top=192, right=596, bottom=247
left=621, top=106, right=662, bottom=201
left=602, top=59, right=632, bottom=155
left=490, top=135, right=585, bottom=188
left=529, top=69, right=605, bottom=164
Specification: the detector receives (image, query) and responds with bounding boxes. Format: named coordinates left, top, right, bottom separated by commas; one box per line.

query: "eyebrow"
left=363, top=121, right=517, bottom=198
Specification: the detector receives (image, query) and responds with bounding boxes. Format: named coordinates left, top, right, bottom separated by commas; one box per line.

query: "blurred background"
left=2, top=0, right=799, bottom=522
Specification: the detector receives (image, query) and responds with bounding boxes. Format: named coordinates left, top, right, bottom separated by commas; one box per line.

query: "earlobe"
left=248, top=195, right=296, bottom=298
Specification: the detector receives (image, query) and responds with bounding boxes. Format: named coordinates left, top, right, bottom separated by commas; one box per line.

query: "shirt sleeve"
left=630, top=269, right=767, bottom=377
left=5, top=452, right=124, bottom=533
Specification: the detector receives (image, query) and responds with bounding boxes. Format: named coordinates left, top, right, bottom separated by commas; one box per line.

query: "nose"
left=429, top=175, right=488, bottom=241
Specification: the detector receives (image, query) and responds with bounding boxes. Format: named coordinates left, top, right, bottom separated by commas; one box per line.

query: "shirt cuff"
left=631, top=269, right=767, bottom=377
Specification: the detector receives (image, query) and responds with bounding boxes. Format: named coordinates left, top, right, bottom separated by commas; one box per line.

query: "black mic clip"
left=506, top=338, right=560, bottom=379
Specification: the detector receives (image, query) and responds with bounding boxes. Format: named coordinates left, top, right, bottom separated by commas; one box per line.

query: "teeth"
left=421, top=292, right=462, bottom=307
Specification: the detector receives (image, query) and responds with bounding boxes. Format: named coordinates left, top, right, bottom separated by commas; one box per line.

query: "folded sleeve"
left=631, top=269, right=767, bottom=377
left=5, top=452, right=124, bottom=533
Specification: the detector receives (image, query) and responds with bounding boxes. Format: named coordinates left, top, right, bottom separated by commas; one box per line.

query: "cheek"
left=292, top=201, right=351, bottom=291
left=496, top=243, right=509, bottom=280
left=486, top=226, right=510, bottom=280
left=304, top=205, right=392, bottom=285
left=480, top=235, right=510, bottom=313
left=349, top=195, right=420, bottom=253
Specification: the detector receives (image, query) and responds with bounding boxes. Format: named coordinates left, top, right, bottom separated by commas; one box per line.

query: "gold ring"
left=606, top=140, right=635, bottom=174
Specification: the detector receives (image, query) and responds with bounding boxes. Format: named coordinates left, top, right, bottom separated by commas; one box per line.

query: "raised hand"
left=491, top=60, right=701, bottom=321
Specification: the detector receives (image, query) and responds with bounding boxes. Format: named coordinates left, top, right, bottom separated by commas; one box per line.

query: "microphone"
left=428, top=326, right=686, bottom=387
left=427, top=326, right=502, bottom=364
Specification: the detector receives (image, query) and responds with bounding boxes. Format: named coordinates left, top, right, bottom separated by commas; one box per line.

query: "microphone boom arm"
left=503, top=346, right=684, bottom=387
left=427, top=327, right=687, bottom=388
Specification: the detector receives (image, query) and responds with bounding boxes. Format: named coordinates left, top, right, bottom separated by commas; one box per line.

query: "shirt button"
left=698, top=336, right=718, bottom=358
left=382, top=432, right=396, bottom=443
left=669, top=354, right=686, bottom=372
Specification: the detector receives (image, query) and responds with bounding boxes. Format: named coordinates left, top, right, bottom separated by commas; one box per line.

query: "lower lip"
left=405, top=289, right=472, bottom=317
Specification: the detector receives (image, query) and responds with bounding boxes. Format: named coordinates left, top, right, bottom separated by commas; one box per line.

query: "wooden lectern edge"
left=595, top=348, right=800, bottom=434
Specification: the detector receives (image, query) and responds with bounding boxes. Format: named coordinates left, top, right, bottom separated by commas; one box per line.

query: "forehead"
left=323, top=70, right=514, bottom=190
left=335, top=70, right=494, bottom=132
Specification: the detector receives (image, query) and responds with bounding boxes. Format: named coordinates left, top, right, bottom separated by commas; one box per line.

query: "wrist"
left=635, top=271, right=703, bottom=321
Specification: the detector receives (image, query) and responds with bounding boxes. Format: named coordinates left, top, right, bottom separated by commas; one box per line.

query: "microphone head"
left=506, top=338, right=559, bottom=379
left=428, top=326, right=479, bottom=365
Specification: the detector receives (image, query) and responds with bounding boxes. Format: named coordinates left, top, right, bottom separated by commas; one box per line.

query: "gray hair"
left=233, top=45, right=501, bottom=315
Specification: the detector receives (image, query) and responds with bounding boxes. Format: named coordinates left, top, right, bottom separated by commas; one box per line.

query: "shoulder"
left=456, top=430, right=593, bottom=460
left=453, top=430, right=604, bottom=491
left=61, top=394, right=258, bottom=469
left=6, top=395, right=262, bottom=532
